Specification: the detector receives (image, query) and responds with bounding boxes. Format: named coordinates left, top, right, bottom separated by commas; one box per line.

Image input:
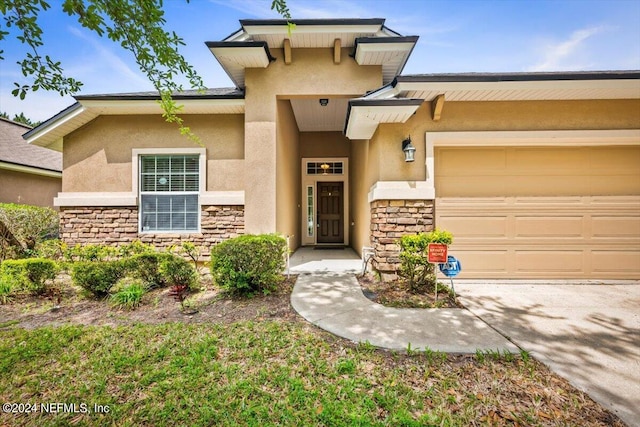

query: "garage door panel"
left=448, top=249, right=508, bottom=274
left=591, top=216, right=640, bottom=238
left=437, top=215, right=507, bottom=238
left=515, top=250, right=584, bottom=273
left=591, top=251, right=640, bottom=273
left=589, top=175, right=640, bottom=195
left=515, top=216, right=584, bottom=238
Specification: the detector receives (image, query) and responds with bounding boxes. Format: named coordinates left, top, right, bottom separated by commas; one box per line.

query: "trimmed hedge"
left=71, top=260, right=127, bottom=297
left=0, top=258, right=59, bottom=295
left=210, top=234, right=286, bottom=296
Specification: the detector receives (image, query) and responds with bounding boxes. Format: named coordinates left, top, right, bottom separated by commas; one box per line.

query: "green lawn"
left=0, top=321, right=620, bottom=426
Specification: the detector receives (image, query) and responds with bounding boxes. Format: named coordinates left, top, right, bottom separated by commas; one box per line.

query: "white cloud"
left=66, top=26, right=150, bottom=90
left=528, top=26, right=607, bottom=71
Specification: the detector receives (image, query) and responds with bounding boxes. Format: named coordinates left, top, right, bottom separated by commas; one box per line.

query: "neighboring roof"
left=208, top=18, right=418, bottom=88
left=344, top=70, right=640, bottom=139
left=25, top=88, right=246, bottom=151
left=0, top=118, right=61, bottom=175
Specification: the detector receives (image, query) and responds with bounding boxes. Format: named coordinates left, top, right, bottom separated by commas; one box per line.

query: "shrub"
left=64, top=244, right=117, bottom=263
left=398, top=229, right=453, bottom=292
left=0, top=258, right=59, bottom=295
left=33, top=239, right=66, bottom=261
left=71, top=260, right=127, bottom=297
left=110, top=279, right=146, bottom=310
left=0, top=203, right=59, bottom=260
left=126, top=252, right=173, bottom=289
left=210, top=234, right=286, bottom=296
left=158, top=254, right=198, bottom=290
left=117, top=240, right=156, bottom=258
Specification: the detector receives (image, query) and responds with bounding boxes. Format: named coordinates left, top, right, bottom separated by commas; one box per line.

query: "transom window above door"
left=306, top=161, right=344, bottom=175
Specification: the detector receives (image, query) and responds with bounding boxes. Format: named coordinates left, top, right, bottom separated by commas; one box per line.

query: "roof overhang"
left=344, top=98, right=423, bottom=140
left=213, top=19, right=417, bottom=87
left=353, top=36, right=418, bottom=84
left=205, top=41, right=275, bottom=88
left=24, top=96, right=246, bottom=151
left=371, top=71, right=640, bottom=102
left=0, top=160, right=61, bottom=178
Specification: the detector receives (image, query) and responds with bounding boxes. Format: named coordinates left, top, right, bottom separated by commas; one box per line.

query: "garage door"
left=435, top=146, right=640, bottom=279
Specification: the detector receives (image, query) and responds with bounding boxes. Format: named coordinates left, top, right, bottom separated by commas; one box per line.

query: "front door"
left=317, top=181, right=344, bottom=244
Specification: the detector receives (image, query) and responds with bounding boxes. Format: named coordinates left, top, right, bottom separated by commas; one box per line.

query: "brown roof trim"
left=22, top=102, right=83, bottom=141
left=239, top=18, right=385, bottom=27
left=205, top=41, right=276, bottom=63
left=75, top=88, right=245, bottom=101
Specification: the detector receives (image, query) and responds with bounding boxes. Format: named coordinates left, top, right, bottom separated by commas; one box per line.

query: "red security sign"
left=427, top=243, right=448, bottom=264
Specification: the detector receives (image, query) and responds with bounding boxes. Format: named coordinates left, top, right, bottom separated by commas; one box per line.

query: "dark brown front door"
left=317, top=181, right=344, bottom=244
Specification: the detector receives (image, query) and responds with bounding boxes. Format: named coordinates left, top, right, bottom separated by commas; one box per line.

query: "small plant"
left=110, top=280, right=146, bottom=310
left=159, top=254, right=198, bottom=290
left=71, top=260, right=127, bottom=297
left=0, top=278, right=13, bottom=304
left=126, top=252, right=173, bottom=289
left=64, top=243, right=117, bottom=263
left=0, top=258, right=59, bottom=295
left=210, top=234, right=286, bottom=296
left=398, top=229, right=453, bottom=293
left=117, top=240, right=156, bottom=258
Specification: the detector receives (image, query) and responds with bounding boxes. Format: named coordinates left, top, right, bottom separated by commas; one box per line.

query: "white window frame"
left=132, top=148, right=206, bottom=234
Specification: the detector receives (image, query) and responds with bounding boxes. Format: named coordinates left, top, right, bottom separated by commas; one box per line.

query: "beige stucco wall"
left=349, top=139, right=372, bottom=255
left=276, top=100, right=301, bottom=249
left=436, top=145, right=640, bottom=197
left=0, top=169, right=61, bottom=208
left=300, top=132, right=351, bottom=158
left=243, top=47, right=382, bottom=234
left=63, top=114, right=245, bottom=193
left=371, top=99, right=640, bottom=182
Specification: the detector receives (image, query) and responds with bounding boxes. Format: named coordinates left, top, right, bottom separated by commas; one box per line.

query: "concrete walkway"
left=289, top=248, right=518, bottom=353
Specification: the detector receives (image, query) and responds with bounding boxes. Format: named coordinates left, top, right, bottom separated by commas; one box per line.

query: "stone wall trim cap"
left=54, top=192, right=137, bottom=207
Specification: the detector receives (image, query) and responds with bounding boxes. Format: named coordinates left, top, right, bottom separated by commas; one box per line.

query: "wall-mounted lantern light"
left=402, top=136, right=416, bottom=162
left=319, top=98, right=329, bottom=107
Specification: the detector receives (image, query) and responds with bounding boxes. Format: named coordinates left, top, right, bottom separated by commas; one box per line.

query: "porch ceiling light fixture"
left=319, top=98, right=329, bottom=107
left=402, top=136, right=416, bottom=162
left=320, top=162, right=330, bottom=174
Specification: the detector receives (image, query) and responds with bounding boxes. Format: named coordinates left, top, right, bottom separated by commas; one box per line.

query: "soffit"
left=290, top=98, right=350, bottom=132
left=367, top=73, right=640, bottom=102
left=344, top=99, right=423, bottom=140
left=206, top=42, right=273, bottom=88
left=353, top=37, right=418, bottom=84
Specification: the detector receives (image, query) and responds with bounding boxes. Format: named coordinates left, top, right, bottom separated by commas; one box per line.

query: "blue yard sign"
left=439, top=255, right=462, bottom=278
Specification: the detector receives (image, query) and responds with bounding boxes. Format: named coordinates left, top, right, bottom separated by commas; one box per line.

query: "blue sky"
left=1, top=0, right=639, bottom=122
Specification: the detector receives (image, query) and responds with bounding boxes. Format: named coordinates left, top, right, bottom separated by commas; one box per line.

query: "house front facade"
left=25, top=18, right=640, bottom=279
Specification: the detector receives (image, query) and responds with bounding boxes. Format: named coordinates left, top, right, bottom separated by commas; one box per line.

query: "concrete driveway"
left=455, top=281, right=640, bottom=427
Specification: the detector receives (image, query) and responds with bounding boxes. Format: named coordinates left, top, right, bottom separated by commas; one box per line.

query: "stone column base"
left=370, top=199, right=434, bottom=280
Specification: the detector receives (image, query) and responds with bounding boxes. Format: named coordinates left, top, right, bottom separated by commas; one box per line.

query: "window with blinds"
left=139, top=155, right=199, bottom=232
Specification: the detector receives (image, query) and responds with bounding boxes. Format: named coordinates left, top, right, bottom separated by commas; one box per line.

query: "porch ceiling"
left=290, top=98, right=349, bottom=132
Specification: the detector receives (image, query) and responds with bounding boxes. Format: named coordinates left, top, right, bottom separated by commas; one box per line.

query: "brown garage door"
left=435, top=146, right=640, bottom=279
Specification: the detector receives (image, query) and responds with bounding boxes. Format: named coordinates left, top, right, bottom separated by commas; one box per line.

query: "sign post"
left=438, top=255, right=462, bottom=298
left=427, top=244, right=448, bottom=302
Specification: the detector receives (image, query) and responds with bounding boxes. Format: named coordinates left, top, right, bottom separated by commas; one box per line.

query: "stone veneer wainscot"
left=59, top=205, right=244, bottom=260
left=370, top=199, right=435, bottom=280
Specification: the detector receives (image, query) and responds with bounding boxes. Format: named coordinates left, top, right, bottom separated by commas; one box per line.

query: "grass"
left=110, top=281, right=146, bottom=310
left=0, top=322, right=622, bottom=427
